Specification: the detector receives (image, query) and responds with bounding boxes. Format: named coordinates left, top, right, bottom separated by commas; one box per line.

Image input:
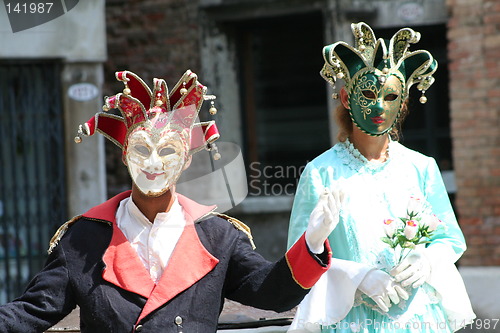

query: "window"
left=236, top=12, right=330, bottom=196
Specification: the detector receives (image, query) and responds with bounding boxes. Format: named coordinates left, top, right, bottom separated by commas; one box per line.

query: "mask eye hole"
left=134, top=145, right=150, bottom=156
left=362, top=90, right=376, bottom=99
left=158, top=147, right=176, bottom=157
left=385, top=93, right=399, bottom=101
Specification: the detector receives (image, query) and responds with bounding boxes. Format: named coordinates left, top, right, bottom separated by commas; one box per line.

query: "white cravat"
left=116, top=196, right=186, bottom=284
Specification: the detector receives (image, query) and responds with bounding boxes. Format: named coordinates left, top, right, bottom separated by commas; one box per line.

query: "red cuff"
left=285, top=233, right=331, bottom=289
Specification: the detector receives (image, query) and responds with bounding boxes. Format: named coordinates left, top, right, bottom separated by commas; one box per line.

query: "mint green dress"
left=287, top=139, right=475, bottom=333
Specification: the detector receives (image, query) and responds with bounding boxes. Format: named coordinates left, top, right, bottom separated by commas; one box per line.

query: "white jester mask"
left=125, top=110, right=191, bottom=196
left=74, top=70, right=221, bottom=197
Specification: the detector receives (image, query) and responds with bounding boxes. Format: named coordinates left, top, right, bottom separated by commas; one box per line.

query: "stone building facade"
left=0, top=0, right=498, bottom=329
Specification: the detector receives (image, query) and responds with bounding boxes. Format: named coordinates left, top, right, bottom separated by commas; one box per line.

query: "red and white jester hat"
left=74, top=69, right=221, bottom=160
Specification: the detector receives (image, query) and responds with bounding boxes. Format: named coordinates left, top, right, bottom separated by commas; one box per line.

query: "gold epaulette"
left=212, top=212, right=256, bottom=250
left=47, top=215, right=112, bottom=254
left=48, top=215, right=82, bottom=254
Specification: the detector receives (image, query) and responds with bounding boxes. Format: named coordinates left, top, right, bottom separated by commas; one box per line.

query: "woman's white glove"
left=305, top=188, right=341, bottom=254
left=391, top=250, right=432, bottom=289
left=358, top=269, right=409, bottom=313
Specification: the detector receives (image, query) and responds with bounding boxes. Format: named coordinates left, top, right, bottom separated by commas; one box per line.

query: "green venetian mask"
left=348, top=71, right=404, bottom=136
left=321, top=22, right=438, bottom=129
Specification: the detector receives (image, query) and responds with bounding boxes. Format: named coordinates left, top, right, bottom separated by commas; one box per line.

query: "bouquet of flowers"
left=381, top=197, right=443, bottom=266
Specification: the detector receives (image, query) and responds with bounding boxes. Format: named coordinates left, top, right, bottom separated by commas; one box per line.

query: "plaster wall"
left=0, top=0, right=106, bottom=62
left=0, top=0, right=108, bottom=216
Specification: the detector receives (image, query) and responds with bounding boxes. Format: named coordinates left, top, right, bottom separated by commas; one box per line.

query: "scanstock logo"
left=4, top=0, right=79, bottom=33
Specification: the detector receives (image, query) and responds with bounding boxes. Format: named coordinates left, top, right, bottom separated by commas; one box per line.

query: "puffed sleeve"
left=422, top=157, right=476, bottom=328
left=0, top=243, right=76, bottom=332
left=423, top=157, right=466, bottom=258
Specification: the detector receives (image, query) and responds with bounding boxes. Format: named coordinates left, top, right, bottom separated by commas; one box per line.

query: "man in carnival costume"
left=0, top=70, right=340, bottom=332
left=287, top=23, right=475, bottom=332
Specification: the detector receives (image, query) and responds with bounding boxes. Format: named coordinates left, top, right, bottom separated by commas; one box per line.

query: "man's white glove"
left=305, top=187, right=341, bottom=254
left=358, top=269, right=409, bottom=313
left=391, top=250, right=431, bottom=289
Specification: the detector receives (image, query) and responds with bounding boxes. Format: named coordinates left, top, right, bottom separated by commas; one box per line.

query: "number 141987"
left=462, top=319, right=499, bottom=330
left=6, top=2, right=53, bottom=14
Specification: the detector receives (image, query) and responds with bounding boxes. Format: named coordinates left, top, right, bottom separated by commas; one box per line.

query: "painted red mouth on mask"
left=371, top=116, right=384, bottom=124
left=143, top=171, right=164, bottom=180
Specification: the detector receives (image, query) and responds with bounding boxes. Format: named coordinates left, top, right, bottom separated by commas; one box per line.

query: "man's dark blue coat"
left=0, top=191, right=330, bottom=332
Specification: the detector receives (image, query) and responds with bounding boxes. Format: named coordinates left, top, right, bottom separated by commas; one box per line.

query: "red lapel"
left=137, top=220, right=219, bottom=322
left=102, top=222, right=155, bottom=298
left=84, top=191, right=219, bottom=322
left=83, top=190, right=154, bottom=298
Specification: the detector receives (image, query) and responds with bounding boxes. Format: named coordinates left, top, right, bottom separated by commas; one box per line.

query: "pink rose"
left=404, top=220, right=418, bottom=239
left=407, top=196, right=423, bottom=218
left=383, top=219, right=398, bottom=237
left=423, top=214, right=441, bottom=232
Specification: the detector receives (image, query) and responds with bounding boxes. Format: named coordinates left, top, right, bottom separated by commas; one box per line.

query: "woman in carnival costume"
left=0, top=70, right=339, bottom=332
left=287, top=23, right=475, bottom=333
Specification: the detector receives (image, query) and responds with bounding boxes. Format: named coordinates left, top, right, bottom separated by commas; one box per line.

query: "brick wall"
left=104, top=0, right=202, bottom=195
left=447, top=0, right=500, bottom=265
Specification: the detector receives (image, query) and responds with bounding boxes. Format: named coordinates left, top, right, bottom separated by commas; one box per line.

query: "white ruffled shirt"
left=115, top=196, right=186, bottom=284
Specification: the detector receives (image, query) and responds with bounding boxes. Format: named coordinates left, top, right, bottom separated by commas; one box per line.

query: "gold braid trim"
left=212, top=212, right=256, bottom=250
left=47, top=216, right=112, bottom=254
left=48, top=215, right=82, bottom=254
left=284, top=253, right=309, bottom=290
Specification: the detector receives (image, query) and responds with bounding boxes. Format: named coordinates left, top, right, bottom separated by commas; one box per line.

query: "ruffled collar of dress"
left=334, top=137, right=398, bottom=173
